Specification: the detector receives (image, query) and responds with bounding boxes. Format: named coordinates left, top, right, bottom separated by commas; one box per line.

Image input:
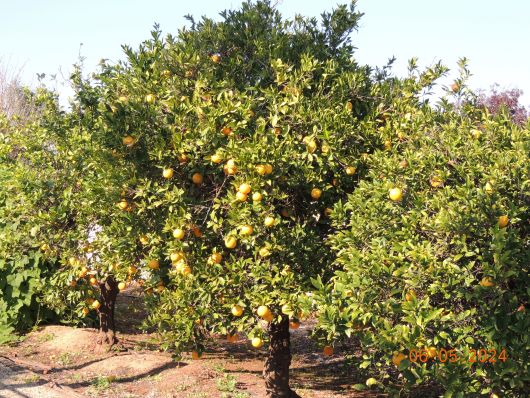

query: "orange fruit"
left=264, top=216, right=275, bottom=227
left=389, top=188, right=403, bottom=201
left=240, top=225, right=253, bottom=235
left=289, top=321, right=300, bottom=329
left=323, top=346, right=334, bottom=356
left=264, top=164, right=273, bottom=175
left=211, top=54, right=221, bottom=63
left=92, top=300, right=101, bottom=310
left=173, top=228, right=185, bottom=240
left=148, top=259, right=160, bottom=270
left=238, top=183, right=251, bottom=194
left=310, top=188, right=322, bottom=200
left=498, top=215, right=509, bottom=228
left=145, top=94, right=156, bottom=103
left=257, top=305, right=271, bottom=318
left=118, top=282, right=126, bottom=291
left=480, top=277, right=495, bottom=287
left=82, top=307, right=90, bottom=317
left=170, top=252, right=185, bottom=263
left=405, top=290, right=416, bottom=302
left=252, top=192, right=263, bottom=202
left=209, top=252, right=223, bottom=264
left=191, top=351, right=202, bottom=360
left=162, top=168, right=174, bottom=179
left=118, top=199, right=129, bottom=210
left=211, top=154, right=222, bottom=163
left=255, top=164, right=267, bottom=175
left=225, top=236, right=237, bottom=249
left=122, top=136, right=136, bottom=146
left=231, top=305, right=243, bottom=317
left=226, top=334, right=238, bottom=343
left=251, top=337, right=263, bottom=348
left=392, top=352, right=407, bottom=367
left=192, top=173, right=203, bottom=185
left=345, top=166, right=356, bottom=175
left=236, top=191, right=248, bottom=202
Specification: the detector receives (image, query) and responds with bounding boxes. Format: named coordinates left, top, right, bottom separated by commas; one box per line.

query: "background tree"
left=477, top=84, right=528, bottom=126
left=311, top=62, right=530, bottom=396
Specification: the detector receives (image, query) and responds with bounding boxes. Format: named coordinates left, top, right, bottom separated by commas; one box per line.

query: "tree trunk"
left=263, top=316, right=300, bottom=398
left=97, top=275, right=119, bottom=348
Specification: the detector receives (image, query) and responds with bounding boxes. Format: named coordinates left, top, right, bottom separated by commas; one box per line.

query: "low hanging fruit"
left=225, top=236, right=237, bottom=249
left=251, top=337, right=263, bottom=348
left=148, top=259, right=160, bottom=270
left=323, top=346, right=334, bottom=356
left=264, top=216, right=275, bottom=227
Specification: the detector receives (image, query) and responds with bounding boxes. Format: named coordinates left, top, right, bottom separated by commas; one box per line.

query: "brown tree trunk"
left=263, top=316, right=300, bottom=398
left=97, top=275, right=119, bottom=349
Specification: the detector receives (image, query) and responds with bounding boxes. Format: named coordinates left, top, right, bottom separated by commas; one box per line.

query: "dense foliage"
left=311, top=61, right=530, bottom=396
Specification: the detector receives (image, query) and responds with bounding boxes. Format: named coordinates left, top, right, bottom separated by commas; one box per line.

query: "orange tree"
left=51, top=1, right=386, bottom=395
left=310, top=60, right=530, bottom=396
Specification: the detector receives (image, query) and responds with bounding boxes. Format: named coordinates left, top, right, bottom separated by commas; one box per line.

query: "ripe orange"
left=405, top=290, right=416, bottom=302
left=89, top=277, right=98, bottom=286
left=191, top=225, right=203, bottom=238
left=323, top=346, right=334, bottom=356
left=211, top=54, right=221, bottom=63
left=209, top=252, right=223, bottom=264
left=257, top=305, right=271, bottom=318
left=480, top=277, right=495, bottom=287
left=162, top=168, right=174, bottom=179
left=122, top=135, right=136, bottom=146
left=69, top=280, right=77, bottom=288
left=225, top=236, right=237, bottom=249
left=310, top=188, right=322, bottom=200
left=345, top=166, right=356, bottom=175
left=498, top=215, right=509, bottom=228
left=192, top=172, right=203, bottom=185
left=289, top=321, right=300, bottom=329
left=145, top=94, right=156, bottom=103
left=264, top=164, right=273, bottom=175
left=240, top=225, right=253, bottom=235
left=118, top=199, right=129, bottom=210
left=231, top=305, right=243, bottom=317
left=191, top=351, right=202, bottom=360
left=92, top=300, right=101, bottom=310
left=392, top=352, right=407, bottom=367
left=211, top=154, right=222, bottom=163
left=430, top=176, right=444, bottom=188
left=221, top=126, right=233, bottom=136
left=264, top=216, right=275, bottom=227
left=238, top=183, right=251, bottom=194
left=226, top=334, right=238, bottom=343
left=236, top=191, right=248, bottom=202
left=79, top=267, right=89, bottom=278
left=148, top=259, right=160, bottom=270
left=170, top=252, right=185, bottom=263
left=306, top=140, right=317, bottom=153
left=128, top=265, right=137, bottom=274
left=173, top=228, right=185, bottom=240
left=255, top=164, right=267, bottom=175
left=251, top=337, right=263, bottom=348
left=118, top=282, right=126, bottom=291
left=178, top=153, right=189, bottom=163
left=252, top=192, right=263, bottom=202
left=181, top=266, right=192, bottom=276
left=389, top=188, right=403, bottom=201
left=82, top=307, right=90, bottom=317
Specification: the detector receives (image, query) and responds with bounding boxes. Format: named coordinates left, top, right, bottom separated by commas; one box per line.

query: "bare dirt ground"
left=0, top=291, right=386, bottom=398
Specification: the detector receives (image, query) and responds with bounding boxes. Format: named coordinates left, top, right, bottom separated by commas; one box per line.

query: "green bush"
left=311, top=62, right=530, bottom=396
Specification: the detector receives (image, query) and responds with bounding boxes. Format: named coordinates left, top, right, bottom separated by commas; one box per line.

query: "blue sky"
left=1, top=0, right=529, bottom=106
